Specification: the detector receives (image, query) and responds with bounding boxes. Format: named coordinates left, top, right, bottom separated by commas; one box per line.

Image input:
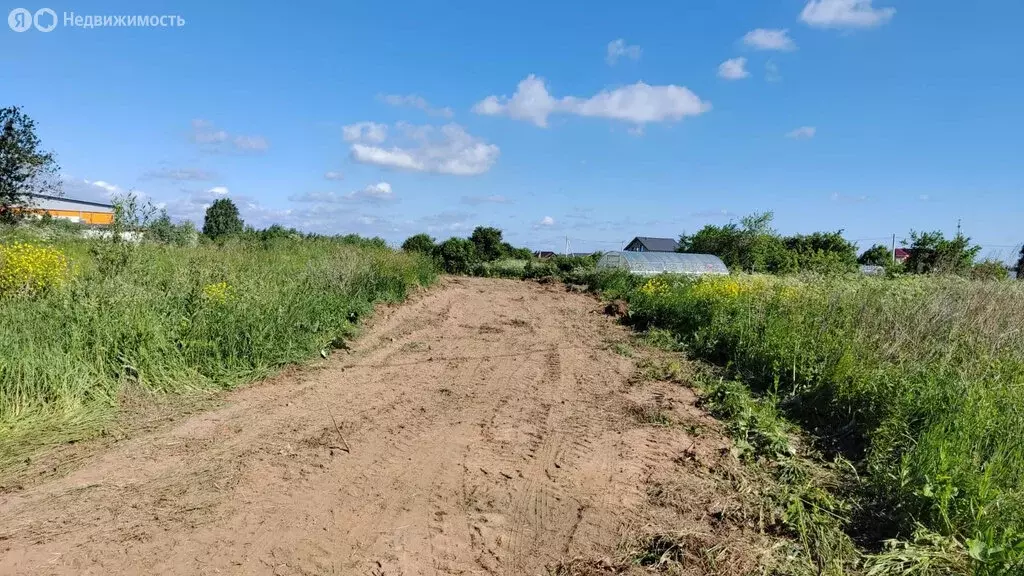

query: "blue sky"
left=2, top=0, right=1022, bottom=258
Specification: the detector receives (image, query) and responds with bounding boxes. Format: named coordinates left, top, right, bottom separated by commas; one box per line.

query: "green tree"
left=401, top=233, right=437, bottom=254
left=679, top=212, right=795, bottom=273
left=202, top=198, right=244, bottom=240
left=0, top=106, right=60, bottom=223
left=435, top=237, right=478, bottom=274
left=858, top=244, right=892, bottom=266
left=903, top=231, right=981, bottom=275
left=1017, top=246, right=1024, bottom=280
left=469, top=226, right=507, bottom=262
left=784, top=231, right=858, bottom=274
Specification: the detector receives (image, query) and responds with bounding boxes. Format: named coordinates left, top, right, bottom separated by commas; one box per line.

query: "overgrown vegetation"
left=580, top=271, right=1024, bottom=574
left=0, top=217, right=435, bottom=466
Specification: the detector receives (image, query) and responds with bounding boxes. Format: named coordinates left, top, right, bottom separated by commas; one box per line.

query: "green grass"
left=583, top=271, right=1024, bottom=574
left=0, top=231, right=435, bottom=467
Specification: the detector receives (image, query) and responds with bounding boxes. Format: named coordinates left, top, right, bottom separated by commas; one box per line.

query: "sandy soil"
left=0, top=277, right=761, bottom=575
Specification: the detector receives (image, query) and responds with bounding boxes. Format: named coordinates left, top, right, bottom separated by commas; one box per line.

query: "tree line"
left=677, top=211, right=1014, bottom=279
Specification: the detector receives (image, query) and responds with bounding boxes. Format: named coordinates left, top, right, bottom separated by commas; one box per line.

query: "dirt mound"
left=604, top=299, right=629, bottom=317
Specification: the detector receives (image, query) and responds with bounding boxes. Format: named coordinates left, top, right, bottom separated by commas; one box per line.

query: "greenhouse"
left=596, top=251, right=730, bottom=276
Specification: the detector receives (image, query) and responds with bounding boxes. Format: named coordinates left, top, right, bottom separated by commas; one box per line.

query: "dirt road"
left=0, top=277, right=742, bottom=575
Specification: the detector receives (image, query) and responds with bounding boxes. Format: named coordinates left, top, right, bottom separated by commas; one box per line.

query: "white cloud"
left=233, top=135, right=269, bottom=151
left=190, top=119, right=227, bottom=144
left=799, top=0, right=895, bottom=29
left=786, top=126, right=817, bottom=139
left=474, top=75, right=711, bottom=128
left=718, top=57, right=750, bottom=80
left=540, top=216, right=555, bottom=226
left=90, top=180, right=119, bottom=194
left=380, top=94, right=454, bottom=118
left=291, top=182, right=394, bottom=204
left=349, top=123, right=499, bottom=176
left=208, top=186, right=230, bottom=195
left=324, top=171, right=344, bottom=181
left=189, top=119, right=268, bottom=152
left=606, top=39, right=641, bottom=65
left=342, top=122, right=388, bottom=144
left=743, top=28, right=797, bottom=51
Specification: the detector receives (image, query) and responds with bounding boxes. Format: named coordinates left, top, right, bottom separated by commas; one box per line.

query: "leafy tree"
left=859, top=244, right=892, bottom=266
left=504, top=244, right=534, bottom=260
left=1017, top=246, right=1024, bottom=281
left=469, top=226, right=507, bottom=262
left=679, top=212, right=795, bottom=273
left=147, top=210, right=198, bottom=246
left=202, top=198, right=244, bottom=240
left=435, top=237, right=478, bottom=274
left=784, top=231, right=858, bottom=274
left=401, top=233, right=437, bottom=254
left=0, top=106, right=60, bottom=223
left=903, top=231, right=981, bottom=275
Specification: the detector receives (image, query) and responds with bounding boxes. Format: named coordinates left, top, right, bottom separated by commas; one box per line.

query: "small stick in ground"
left=315, top=389, right=351, bottom=453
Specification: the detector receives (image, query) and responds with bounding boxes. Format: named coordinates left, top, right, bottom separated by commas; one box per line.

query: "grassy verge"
left=0, top=231, right=435, bottom=468
left=574, top=270, right=1024, bottom=574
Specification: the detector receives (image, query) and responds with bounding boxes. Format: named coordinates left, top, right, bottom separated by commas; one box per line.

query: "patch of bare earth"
left=0, top=277, right=771, bottom=575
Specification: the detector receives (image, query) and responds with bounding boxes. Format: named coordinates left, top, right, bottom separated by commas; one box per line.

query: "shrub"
left=435, top=237, right=478, bottom=274
left=202, top=198, right=244, bottom=240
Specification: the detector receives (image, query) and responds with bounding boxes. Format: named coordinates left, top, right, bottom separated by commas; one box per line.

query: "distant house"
left=27, top=193, right=114, bottom=225
left=624, top=237, right=679, bottom=253
left=533, top=251, right=556, bottom=259
left=894, top=248, right=910, bottom=263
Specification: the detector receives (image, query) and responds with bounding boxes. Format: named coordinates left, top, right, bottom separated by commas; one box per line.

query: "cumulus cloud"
left=743, top=28, right=797, bottom=51
left=786, top=126, right=817, bottom=139
left=189, top=119, right=269, bottom=153
left=342, top=122, right=388, bottom=144
left=473, top=75, right=710, bottom=128
left=324, top=171, right=344, bottom=181
left=606, top=38, right=641, bottom=65
left=539, top=216, right=555, bottom=226
left=347, top=123, right=499, bottom=176
left=208, top=186, right=229, bottom=195
left=718, top=57, right=750, bottom=80
left=379, top=94, right=454, bottom=118
left=799, top=0, right=895, bottom=29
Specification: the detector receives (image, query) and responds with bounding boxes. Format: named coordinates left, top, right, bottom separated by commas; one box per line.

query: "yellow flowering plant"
left=201, top=281, right=237, bottom=304
left=0, top=241, right=73, bottom=297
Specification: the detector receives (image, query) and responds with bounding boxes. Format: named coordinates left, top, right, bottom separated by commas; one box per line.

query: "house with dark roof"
left=894, top=248, right=910, bottom=263
left=624, top=237, right=679, bottom=253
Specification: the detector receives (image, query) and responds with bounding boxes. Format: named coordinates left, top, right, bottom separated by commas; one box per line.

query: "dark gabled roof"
left=27, top=193, right=114, bottom=209
left=628, top=237, right=680, bottom=252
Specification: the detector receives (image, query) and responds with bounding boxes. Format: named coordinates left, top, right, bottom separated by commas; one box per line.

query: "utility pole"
left=892, top=233, right=896, bottom=264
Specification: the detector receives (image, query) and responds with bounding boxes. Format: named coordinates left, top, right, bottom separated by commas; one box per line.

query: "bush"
left=435, top=237, right=478, bottom=274
left=202, top=198, right=244, bottom=240
left=401, top=233, right=436, bottom=255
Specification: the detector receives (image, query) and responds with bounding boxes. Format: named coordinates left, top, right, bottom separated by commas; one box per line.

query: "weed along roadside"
left=0, top=228, right=436, bottom=470
left=573, top=270, right=1024, bottom=574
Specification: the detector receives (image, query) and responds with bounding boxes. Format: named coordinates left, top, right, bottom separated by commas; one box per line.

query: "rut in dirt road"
left=0, top=277, right=725, bottom=575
